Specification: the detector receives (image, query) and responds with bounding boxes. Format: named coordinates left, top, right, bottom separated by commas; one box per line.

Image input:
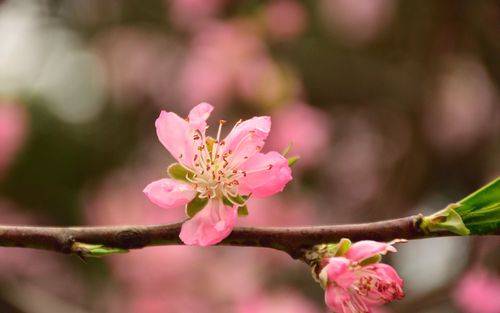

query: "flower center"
left=354, top=270, right=404, bottom=302
left=180, top=120, right=269, bottom=205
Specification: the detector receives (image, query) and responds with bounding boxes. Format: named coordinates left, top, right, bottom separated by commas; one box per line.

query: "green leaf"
left=186, top=196, right=208, bottom=218
left=287, top=156, right=300, bottom=166
left=72, top=242, right=128, bottom=258
left=422, top=177, right=500, bottom=236
left=167, top=163, right=193, bottom=182
left=457, top=178, right=500, bottom=216
left=455, top=177, right=500, bottom=235
left=238, top=205, right=249, bottom=216
left=460, top=202, right=500, bottom=235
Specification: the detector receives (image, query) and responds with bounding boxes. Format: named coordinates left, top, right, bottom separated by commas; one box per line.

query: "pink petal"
left=143, top=178, right=196, bottom=209
left=179, top=199, right=237, bottom=246
left=155, top=111, right=197, bottom=167
left=326, top=257, right=356, bottom=289
left=238, top=151, right=292, bottom=198
left=367, top=263, right=404, bottom=287
left=362, top=263, right=405, bottom=304
left=345, top=240, right=397, bottom=262
left=325, top=285, right=350, bottom=313
left=188, top=102, right=214, bottom=131
left=223, top=116, right=271, bottom=166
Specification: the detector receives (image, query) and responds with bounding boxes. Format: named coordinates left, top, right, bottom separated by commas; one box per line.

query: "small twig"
left=0, top=214, right=497, bottom=259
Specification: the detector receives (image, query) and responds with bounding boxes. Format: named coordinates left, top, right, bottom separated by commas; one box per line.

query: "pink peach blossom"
left=319, top=240, right=404, bottom=313
left=453, top=267, right=500, bottom=313
left=144, top=102, right=292, bottom=246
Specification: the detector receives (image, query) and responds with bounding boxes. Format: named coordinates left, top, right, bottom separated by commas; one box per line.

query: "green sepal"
left=321, top=238, right=352, bottom=257
left=421, top=203, right=470, bottom=236
left=223, top=194, right=248, bottom=206
left=72, top=242, right=128, bottom=258
left=223, top=195, right=249, bottom=216
left=238, top=205, right=249, bottom=216
left=282, top=143, right=293, bottom=157
left=287, top=156, right=300, bottom=166
left=359, top=254, right=382, bottom=266
left=334, top=238, right=352, bottom=256
left=167, top=163, right=194, bottom=182
left=186, top=195, right=209, bottom=218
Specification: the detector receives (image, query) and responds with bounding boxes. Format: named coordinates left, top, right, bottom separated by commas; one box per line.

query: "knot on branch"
left=115, top=229, right=150, bottom=249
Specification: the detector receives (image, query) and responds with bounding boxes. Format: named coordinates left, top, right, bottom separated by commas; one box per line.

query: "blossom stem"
left=0, top=214, right=498, bottom=259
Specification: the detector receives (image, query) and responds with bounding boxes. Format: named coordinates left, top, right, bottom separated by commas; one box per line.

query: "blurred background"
left=0, top=0, right=499, bottom=312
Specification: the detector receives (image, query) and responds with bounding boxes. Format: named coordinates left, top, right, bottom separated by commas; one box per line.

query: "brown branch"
left=0, top=214, right=475, bottom=259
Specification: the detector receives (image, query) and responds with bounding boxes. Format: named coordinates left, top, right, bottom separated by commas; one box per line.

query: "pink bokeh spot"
left=145, top=103, right=292, bottom=246
left=168, top=0, right=226, bottom=31
left=454, top=268, right=500, bottom=313
left=269, top=102, right=330, bottom=168
left=319, top=0, right=395, bottom=45
left=264, top=0, right=307, bottom=40
left=0, top=102, right=28, bottom=179
left=237, top=290, right=321, bottom=313
left=179, top=21, right=292, bottom=109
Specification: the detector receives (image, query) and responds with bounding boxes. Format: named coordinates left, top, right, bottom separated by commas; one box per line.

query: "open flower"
left=144, top=103, right=292, bottom=246
left=317, top=239, right=404, bottom=313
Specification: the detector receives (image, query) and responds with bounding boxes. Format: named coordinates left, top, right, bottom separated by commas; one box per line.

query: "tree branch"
left=0, top=214, right=493, bottom=259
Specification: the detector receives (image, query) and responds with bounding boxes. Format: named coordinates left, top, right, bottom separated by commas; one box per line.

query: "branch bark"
left=0, top=214, right=481, bottom=259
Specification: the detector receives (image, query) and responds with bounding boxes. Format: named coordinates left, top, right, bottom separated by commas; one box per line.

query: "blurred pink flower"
left=269, top=102, right=331, bottom=168
left=453, top=268, right=500, bottom=313
left=0, top=102, right=28, bottom=179
left=319, top=0, right=395, bottom=45
left=237, top=290, right=320, bottom=313
left=424, top=57, right=498, bottom=154
left=168, top=0, right=226, bottom=31
left=180, top=21, right=294, bottom=108
left=319, top=240, right=404, bottom=312
left=324, top=109, right=411, bottom=218
left=236, top=56, right=295, bottom=108
left=93, top=27, right=184, bottom=106
left=263, top=0, right=307, bottom=40
left=144, top=103, right=292, bottom=246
